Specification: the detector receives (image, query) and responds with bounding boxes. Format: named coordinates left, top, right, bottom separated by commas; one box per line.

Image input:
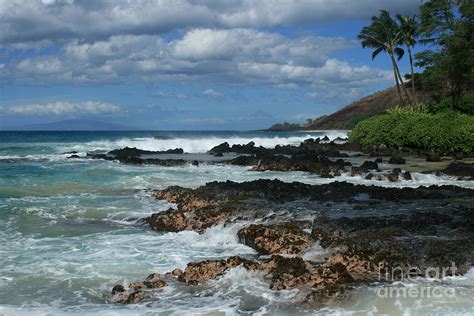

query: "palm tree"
left=397, top=14, right=419, bottom=104
left=358, top=10, right=411, bottom=105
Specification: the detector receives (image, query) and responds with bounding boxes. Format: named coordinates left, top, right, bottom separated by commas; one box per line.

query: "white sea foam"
left=0, top=132, right=347, bottom=163
left=332, top=171, right=474, bottom=189
left=0, top=153, right=79, bottom=162
left=338, top=267, right=474, bottom=315
left=66, top=132, right=347, bottom=154
left=301, top=242, right=328, bottom=261
left=1, top=130, right=472, bottom=315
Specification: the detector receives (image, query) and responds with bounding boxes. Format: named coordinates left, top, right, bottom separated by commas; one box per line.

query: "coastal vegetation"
left=349, top=107, right=474, bottom=153
left=269, top=1, right=472, bottom=133
left=350, top=0, right=473, bottom=153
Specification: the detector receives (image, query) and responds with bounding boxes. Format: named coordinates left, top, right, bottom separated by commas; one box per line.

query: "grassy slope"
left=304, top=87, right=413, bottom=130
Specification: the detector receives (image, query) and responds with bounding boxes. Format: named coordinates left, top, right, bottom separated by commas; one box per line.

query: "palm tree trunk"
left=407, top=45, right=417, bottom=104
left=389, top=53, right=405, bottom=105
left=394, top=60, right=412, bottom=104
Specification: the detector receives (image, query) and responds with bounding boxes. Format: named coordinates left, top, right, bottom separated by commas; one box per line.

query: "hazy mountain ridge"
left=3, top=119, right=137, bottom=131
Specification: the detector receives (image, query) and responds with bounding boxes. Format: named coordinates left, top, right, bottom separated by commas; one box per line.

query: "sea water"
left=0, top=131, right=472, bottom=315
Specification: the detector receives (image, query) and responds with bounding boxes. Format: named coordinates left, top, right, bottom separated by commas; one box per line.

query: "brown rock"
left=226, top=256, right=260, bottom=270
left=237, top=222, right=311, bottom=255
left=178, top=259, right=228, bottom=285
left=387, top=174, right=398, bottom=182
left=171, top=268, right=183, bottom=277
left=117, top=291, right=149, bottom=304
left=111, top=284, right=125, bottom=294
left=143, top=273, right=167, bottom=289
left=148, top=209, right=188, bottom=232
left=262, top=256, right=312, bottom=290
left=113, top=274, right=166, bottom=304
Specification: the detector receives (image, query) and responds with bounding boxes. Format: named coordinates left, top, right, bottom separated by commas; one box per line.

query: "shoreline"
left=103, top=135, right=473, bottom=306
left=2, top=132, right=473, bottom=313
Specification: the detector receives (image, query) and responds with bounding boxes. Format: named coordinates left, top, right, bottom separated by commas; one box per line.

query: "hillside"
left=304, top=86, right=408, bottom=130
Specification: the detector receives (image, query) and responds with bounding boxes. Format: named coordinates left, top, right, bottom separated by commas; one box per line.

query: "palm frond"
left=371, top=47, right=384, bottom=60
left=394, top=47, right=405, bottom=60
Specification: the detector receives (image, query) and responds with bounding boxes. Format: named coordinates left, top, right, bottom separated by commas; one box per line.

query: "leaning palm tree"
left=358, top=10, right=411, bottom=105
left=397, top=14, right=419, bottom=104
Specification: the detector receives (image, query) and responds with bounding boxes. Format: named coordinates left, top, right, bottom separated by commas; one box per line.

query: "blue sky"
left=0, top=0, right=422, bottom=130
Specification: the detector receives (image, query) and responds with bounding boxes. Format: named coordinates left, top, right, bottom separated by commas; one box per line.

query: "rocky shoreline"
left=110, top=178, right=473, bottom=305
left=84, top=137, right=474, bottom=181
left=80, top=137, right=474, bottom=306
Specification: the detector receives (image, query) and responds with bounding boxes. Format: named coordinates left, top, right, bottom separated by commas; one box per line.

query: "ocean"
left=0, top=131, right=473, bottom=315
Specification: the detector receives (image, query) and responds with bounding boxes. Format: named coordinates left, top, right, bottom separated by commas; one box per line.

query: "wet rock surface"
left=439, top=162, right=474, bottom=180
left=84, top=138, right=473, bottom=182
left=112, top=273, right=167, bottom=304
left=208, top=138, right=358, bottom=157
left=88, top=152, right=187, bottom=166
left=147, top=179, right=473, bottom=233
left=231, top=153, right=349, bottom=178
left=116, top=179, right=474, bottom=305
left=237, top=222, right=312, bottom=255
left=114, top=254, right=356, bottom=304
left=99, top=138, right=474, bottom=306
left=87, top=146, right=186, bottom=166
left=388, top=155, right=406, bottom=164
left=108, top=147, right=184, bottom=157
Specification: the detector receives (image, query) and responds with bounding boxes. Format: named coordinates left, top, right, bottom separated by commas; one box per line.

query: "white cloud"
left=1, top=29, right=391, bottom=91
left=171, top=28, right=352, bottom=66
left=306, top=92, right=319, bottom=98
left=0, top=0, right=420, bottom=45
left=202, top=89, right=223, bottom=98
left=153, top=91, right=187, bottom=99
left=274, top=83, right=299, bottom=89
left=6, top=101, right=121, bottom=116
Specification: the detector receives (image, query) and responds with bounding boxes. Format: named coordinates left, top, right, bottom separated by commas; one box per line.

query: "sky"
left=0, top=0, right=423, bottom=130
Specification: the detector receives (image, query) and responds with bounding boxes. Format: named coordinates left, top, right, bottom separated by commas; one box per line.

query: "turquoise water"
left=0, top=131, right=473, bottom=315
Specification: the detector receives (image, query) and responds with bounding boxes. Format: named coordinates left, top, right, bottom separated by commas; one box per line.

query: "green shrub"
left=349, top=108, right=474, bottom=153
left=427, top=95, right=474, bottom=115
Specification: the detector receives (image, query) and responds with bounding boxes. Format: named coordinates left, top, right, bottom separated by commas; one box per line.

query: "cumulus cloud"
left=0, top=0, right=420, bottom=45
left=0, top=1, right=408, bottom=102
left=1, top=29, right=391, bottom=91
left=202, top=89, right=223, bottom=98
left=5, top=101, right=121, bottom=116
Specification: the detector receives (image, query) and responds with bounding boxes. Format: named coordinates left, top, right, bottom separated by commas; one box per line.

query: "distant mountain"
left=11, top=119, right=138, bottom=131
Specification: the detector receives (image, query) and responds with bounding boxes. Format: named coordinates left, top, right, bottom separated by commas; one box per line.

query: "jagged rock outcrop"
left=115, top=177, right=473, bottom=306
left=237, top=222, right=312, bottom=255
left=112, top=273, right=167, bottom=304
left=108, top=147, right=184, bottom=156
left=439, top=162, right=474, bottom=180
